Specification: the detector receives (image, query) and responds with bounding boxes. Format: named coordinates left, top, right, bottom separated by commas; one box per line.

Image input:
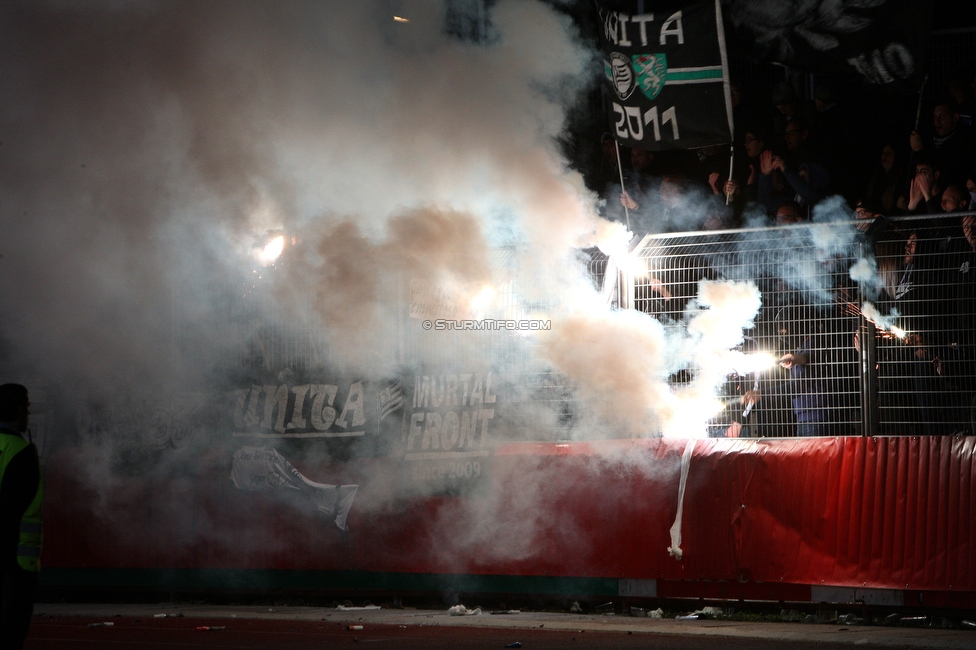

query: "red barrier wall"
left=41, top=436, right=976, bottom=604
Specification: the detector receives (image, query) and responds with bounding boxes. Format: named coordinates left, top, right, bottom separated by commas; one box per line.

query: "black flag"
left=728, top=0, right=932, bottom=89
left=595, top=0, right=733, bottom=150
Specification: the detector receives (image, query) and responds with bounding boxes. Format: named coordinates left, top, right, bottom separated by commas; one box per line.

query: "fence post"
left=857, top=242, right=879, bottom=437
left=620, top=265, right=633, bottom=311
left=859, top=317, right=879, bottom=437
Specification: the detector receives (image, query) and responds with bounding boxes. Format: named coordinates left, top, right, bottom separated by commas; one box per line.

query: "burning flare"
left=470, top=285, right=495, bottom=313
left=861, top=301, right=907, bottom=339
left=257, top=235, right=284, bottom=265
left=724, top=350, right=779, bottom=374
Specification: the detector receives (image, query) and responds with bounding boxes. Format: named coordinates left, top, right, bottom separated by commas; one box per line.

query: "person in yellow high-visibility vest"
left=0, top=384, right=41, bottom=650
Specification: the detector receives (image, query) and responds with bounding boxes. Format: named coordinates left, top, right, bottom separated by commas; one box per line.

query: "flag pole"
left=714, top=0, right=735, bottom=206
left=914, top=74, right=929, bottom=131
left=726, top=143, right=734, bottom=205
left=905, top=74, right=929, bottom=199
left=614, top=139, right=630, bottom=231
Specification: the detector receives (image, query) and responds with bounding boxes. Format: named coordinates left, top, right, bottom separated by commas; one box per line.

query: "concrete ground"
left=28, top=603, right=976, bottom=649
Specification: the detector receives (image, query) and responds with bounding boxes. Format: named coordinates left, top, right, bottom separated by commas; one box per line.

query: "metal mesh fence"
left=869, top=214, right=976, bottom=436
left=604, top=214, right=976, bottom=438
left=624, top=224, right=862, bottom=437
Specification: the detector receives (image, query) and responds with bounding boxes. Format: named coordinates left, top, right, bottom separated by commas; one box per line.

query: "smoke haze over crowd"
left=0, top=0, right=610, bottom=389
left=1, top=2, right=908, bottom=577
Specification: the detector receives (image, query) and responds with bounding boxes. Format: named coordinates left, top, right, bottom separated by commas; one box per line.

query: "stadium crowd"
left=593, top=75, right=976, bottom=437
left=598, top=77, right=976, bottom=230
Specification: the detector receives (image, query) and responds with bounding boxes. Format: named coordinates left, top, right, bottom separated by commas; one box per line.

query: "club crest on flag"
left=633, top=53, right=667, bottom=101
left=595, top=0, right=733, bottom=150
left=609, top=52, right=635, bottom=100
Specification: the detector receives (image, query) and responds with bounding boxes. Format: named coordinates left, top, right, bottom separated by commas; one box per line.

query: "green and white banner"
left=596, top=0, right=733, bottom=149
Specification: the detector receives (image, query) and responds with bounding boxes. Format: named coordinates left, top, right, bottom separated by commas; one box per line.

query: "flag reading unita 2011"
left=595, top=0, right=733, bottom=150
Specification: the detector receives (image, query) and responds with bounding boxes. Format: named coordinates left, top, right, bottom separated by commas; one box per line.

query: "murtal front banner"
left=595, top=0, right=733, bottom=150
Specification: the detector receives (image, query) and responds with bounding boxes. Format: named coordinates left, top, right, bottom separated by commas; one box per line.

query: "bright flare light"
left=258, top=236, right=284, bottom=265
left=470, top=285, right=495, bottom=312
left=620, top=253, right=647, bottom=277
left=663, top=394, right=725, bottom=438
left=727, top=350, right=779, bottom=374
left=393, top=16, right=409, bottom=22
left=593, top=220, right=631, bottom=259
left=861, top=301, right=908, bottom=340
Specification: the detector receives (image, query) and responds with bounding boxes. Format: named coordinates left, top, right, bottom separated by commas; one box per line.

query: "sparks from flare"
left=861, top=301, right=908, bottom=339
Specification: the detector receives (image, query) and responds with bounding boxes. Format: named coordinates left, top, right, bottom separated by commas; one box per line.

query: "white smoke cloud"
left=541, top=279, right=763, bottom=440
left=0, top=0, right=604, bottom=392
left=540, top=303, right=671, bottom=438
left=0, top=0, right=638, bottom=562
left=849, top=255, right=883, bottom=299
left=663, top=279, right=762, bottom=438
left=0, top=1, right=827, bottom=570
